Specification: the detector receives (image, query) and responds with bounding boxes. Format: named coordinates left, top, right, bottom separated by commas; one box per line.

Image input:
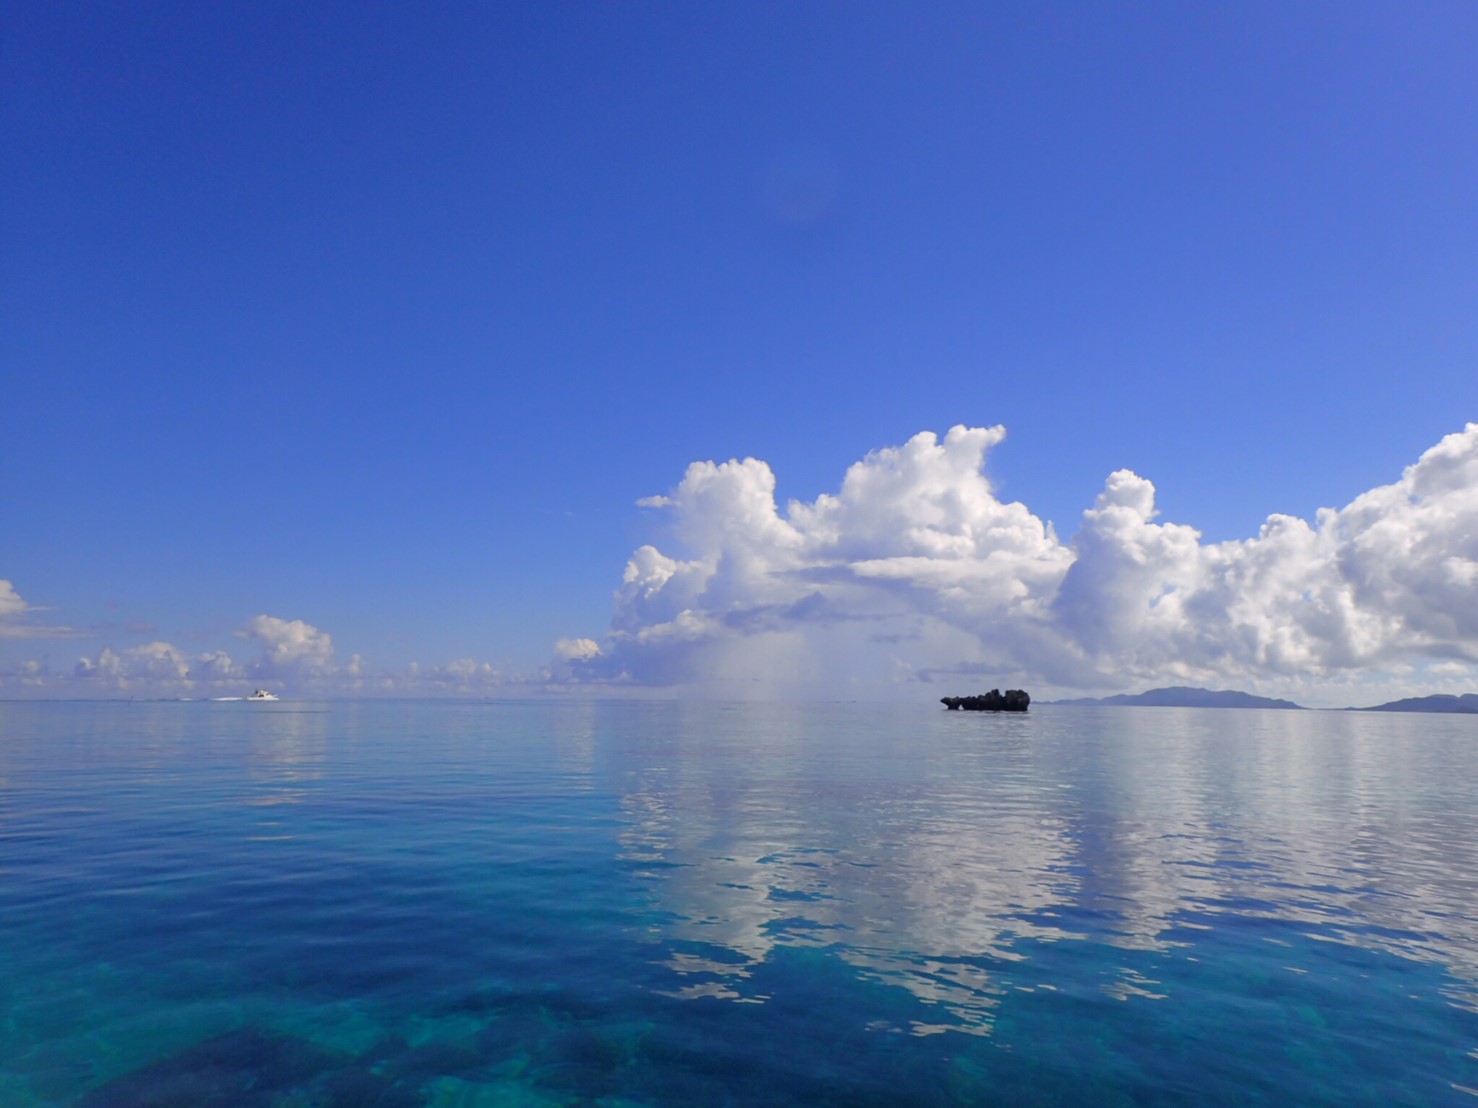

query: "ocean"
left=1, top=698, right=1475, bottom=1106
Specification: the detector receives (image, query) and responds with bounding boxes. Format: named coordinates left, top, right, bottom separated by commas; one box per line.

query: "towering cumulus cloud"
left=566, top=424, right=1478, bottom=696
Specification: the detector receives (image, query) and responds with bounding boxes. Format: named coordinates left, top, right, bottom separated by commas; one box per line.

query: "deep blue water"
left=1, top=699, right=1476, bottom=1106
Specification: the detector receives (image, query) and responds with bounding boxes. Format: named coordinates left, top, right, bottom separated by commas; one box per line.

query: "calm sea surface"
left=1, top=699, right=1476, bottom=1106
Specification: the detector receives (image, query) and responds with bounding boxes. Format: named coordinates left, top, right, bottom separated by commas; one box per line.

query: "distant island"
left=1357, top=693, right=1478, bottom=714
left=941, top=689, right=1031, bottom=712
left=1041, top=686, right=1478, bottom=713
left=1047, top=686, right=1305, bottom=710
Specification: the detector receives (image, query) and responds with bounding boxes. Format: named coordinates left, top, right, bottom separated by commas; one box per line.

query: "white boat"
left=246, top=689, right=279, bottom=701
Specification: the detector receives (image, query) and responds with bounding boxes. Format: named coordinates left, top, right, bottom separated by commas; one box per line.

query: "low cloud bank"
left=64, top=614, right=356, bottom=693
left=2, top=606, right=514, bottom=697
left=46, top=613, right=518, bottom=696
left=562, top=423, right=1478, bottom=699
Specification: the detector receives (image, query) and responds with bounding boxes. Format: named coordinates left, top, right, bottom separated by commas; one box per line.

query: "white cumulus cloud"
left=397, top=658, right=502, bottom=692
left=52, top=611, right=515, bottom=698
left=75, top=642, right=195, bottom=687
left=65, top=614, right=339, bottom=693
left=0, top=580, right=26, bottom=620
left=241, top=614, right=337, bottom=679
left=0, top=579, right=76, bottom=638
left=554, top=638, right=602, bottom=661
left=563, top=423, right=1478, bottom=699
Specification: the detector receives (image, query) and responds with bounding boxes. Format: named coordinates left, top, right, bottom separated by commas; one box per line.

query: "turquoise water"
left=1, top=699, right=1476, bottom=1106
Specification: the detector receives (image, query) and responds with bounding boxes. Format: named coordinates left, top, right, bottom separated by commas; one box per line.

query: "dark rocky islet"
left=941, top=689, right=1030, bottom=712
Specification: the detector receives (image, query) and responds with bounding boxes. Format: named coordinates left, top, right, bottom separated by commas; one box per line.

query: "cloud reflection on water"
left=600, top=702, right=1478, bottom=1034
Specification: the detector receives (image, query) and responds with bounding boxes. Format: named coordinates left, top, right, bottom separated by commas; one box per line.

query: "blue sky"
left=3, top=2, right=1477, bottom=702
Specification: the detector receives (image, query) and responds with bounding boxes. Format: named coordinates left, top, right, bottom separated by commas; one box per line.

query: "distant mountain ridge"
left=1044, top=686, right=1478, bottom=713
left=1047, top=686, right=1305, bottom=710
left=1358, top=693, right=1478, bottom=714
